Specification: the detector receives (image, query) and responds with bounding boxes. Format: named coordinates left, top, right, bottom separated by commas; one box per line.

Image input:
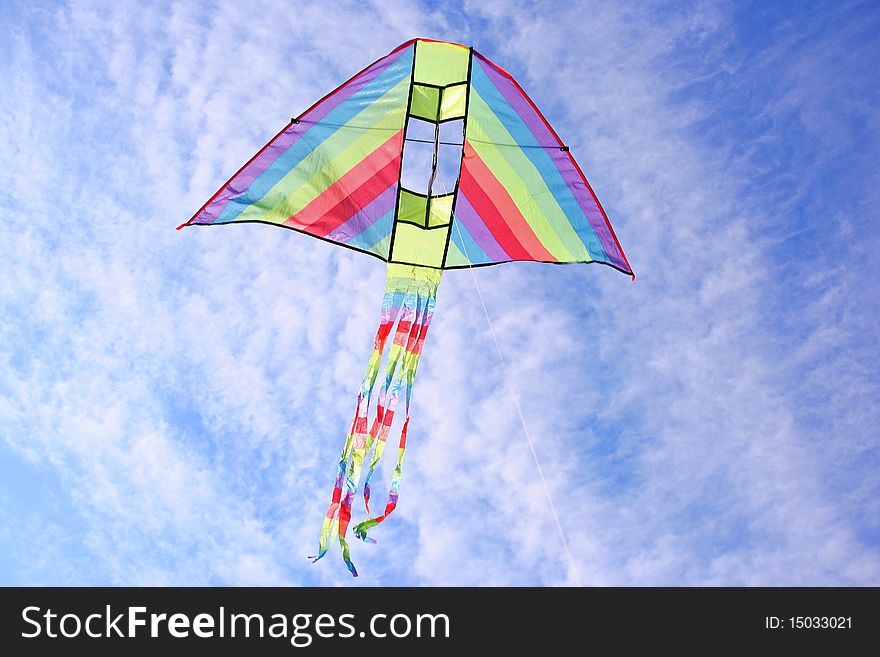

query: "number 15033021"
left=765, top=616, right=852, bottom=629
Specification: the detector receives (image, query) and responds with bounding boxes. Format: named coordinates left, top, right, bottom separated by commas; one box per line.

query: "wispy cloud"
left=0, top=0, right=876, bottom=586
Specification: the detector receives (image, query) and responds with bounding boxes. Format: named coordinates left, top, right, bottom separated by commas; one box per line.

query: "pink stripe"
left=284, top=130, right=402, bottom=236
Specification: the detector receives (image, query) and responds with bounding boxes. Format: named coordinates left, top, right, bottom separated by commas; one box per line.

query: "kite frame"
left=178, top=38, right=634, bottom=277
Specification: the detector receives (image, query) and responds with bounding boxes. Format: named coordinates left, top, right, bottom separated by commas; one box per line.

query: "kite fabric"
left=179, top=38, right=632, bottom=576
left=312, top=264, right=441, bottom=576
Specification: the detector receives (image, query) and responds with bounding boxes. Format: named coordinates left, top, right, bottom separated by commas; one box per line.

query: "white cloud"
left=0, top=0, right=876, bottom=586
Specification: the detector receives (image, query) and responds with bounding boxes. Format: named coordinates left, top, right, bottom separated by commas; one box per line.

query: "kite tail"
left=311, top=277, right=403, bottom=568
left=355, top=288, right=436, bottom=543
left=314, top=264, right=441, bottom=576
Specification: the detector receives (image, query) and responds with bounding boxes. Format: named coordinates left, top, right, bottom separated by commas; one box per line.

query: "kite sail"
left=179, top=38, right=632, bottom=576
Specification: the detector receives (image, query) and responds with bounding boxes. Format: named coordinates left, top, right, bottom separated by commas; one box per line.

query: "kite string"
left=453, top=221, right=584, bottom=588
left=292, top=118, right=566, bottom=149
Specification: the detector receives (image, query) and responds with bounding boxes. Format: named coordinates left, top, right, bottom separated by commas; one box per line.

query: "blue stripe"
left=217, top=47, right=414, bottom=224
left=381, top=290, right=411, bottom=311
left=470, top=60, right=607, bottom=261
left=450, top=215, right=491, bottom=264
left=349, top=207, right=394, bottom=254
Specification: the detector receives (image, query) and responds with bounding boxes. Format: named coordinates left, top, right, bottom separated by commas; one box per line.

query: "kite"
left=178, top=38, right=633, bottom=576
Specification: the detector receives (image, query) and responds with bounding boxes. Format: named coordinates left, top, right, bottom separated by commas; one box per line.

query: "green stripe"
left=236, top=77, right=410, bottom=224
left=443, top=238, right=469, bottom=266
left=367, top=234, right=391, bottom=257
left=468, top=91, right=591, bottom=262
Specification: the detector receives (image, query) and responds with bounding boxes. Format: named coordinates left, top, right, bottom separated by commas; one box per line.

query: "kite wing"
left=446, top=51, right=631, bottom=274
left=181, top=39, right=632, bottom=276
left=183, top=41, right=415, bottom=259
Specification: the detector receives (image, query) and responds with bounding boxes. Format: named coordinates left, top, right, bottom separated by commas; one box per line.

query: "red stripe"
left=460, top=144, right=557, bottom=262
left=374, top=321, right=394, bottom=347
left=338, top=493, right=354, bottom=537
left=284, top=131, right=402, bottom=237
left=459, top=162, right=530, bottom=260
left=296, top=157, right=399, bottom=237
left=392, top=320, right=413, bottom=346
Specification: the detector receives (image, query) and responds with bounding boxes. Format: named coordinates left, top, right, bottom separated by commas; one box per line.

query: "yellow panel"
left=390, top=222, right=449, bottom=267
left=398, top=189, right=428, bottom=226
left=428, top=194, right=454, bottom=227
left=440, top=84, right=467, bottom=120
left=414, top=41, right=470, bottom=86
left=410, top=84, right=440, bottom=121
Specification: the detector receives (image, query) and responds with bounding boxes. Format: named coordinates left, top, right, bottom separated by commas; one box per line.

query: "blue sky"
left=1, top=0, right=877, bottom=586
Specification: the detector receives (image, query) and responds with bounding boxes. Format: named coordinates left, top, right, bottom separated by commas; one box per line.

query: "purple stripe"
left=327, top=183, right=397, bottom=243
left=474, top=53, right=624, bottom=266
left=196, top=45, right=410, bottom=224
left=303, top=48, right=408, bottom=125
left=455, top=191, right=510, bottom=262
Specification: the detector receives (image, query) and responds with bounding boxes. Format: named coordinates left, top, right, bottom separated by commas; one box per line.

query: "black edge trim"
left=443, top=258, right=634, bottom=276
left=399, top=187, right=455, bottom=200
left=410, top=80, right=468, bottom=91
left=437, top=114, right=467, bottom=124
left=425, top=119, right=440, bottom=222
left=396, top=220, right=451, bottom=231
left=388, top=42, right=418, bottom=261
left=182, top=220, right=389, bottom=264
left=184, top=221, right=633, bottom=276
left=405, top=115, right=435, bottom=127
left=405, top=137, right=464, bottom=146
left=441, top=47, right=474, bottom=268
left=413, top=81, right=443, bottom=90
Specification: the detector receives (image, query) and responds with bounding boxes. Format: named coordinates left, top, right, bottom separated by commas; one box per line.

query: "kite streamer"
left=179, top=38, right=633, bottom=576
left=312, top=264, right=441, bottom=576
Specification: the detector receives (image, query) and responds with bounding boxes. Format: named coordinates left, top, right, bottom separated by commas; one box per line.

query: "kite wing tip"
left=176, top=221, right=190, bottom=231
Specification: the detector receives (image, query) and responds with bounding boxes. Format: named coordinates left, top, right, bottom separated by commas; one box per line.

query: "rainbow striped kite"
left=179, top=38, right=633, bottom=576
